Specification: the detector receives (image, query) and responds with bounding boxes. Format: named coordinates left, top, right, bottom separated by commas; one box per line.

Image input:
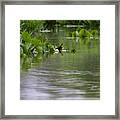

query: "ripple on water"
left=21, top=50, right=100, bottom=100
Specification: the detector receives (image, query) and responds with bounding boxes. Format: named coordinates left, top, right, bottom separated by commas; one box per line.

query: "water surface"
left=20, top=25, right=100, bottom=100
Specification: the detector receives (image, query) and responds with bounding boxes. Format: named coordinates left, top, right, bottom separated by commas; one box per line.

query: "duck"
left=56, top=43, right=63, bottom=53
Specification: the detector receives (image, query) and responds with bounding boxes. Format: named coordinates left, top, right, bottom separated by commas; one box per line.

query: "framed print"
left=0, top=0, right=119, bottom=119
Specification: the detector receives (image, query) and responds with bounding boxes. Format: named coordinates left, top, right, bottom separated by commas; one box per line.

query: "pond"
left=20, top=25, right=100, bottom=100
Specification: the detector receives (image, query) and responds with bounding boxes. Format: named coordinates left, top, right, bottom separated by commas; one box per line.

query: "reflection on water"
left=20, top=24, right=100, bottom=100
left=21, top=48, right=100, bottom=100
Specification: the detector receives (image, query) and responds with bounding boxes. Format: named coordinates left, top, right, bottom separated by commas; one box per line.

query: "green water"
left=20, top=26, right=100, bottom=100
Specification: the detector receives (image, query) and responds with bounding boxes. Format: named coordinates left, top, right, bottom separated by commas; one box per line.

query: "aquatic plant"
left=20, top=20, right=100, bottom=71
left=20, top=27, right=55, bottom=70
left=79, top=29, right=91, bottom=38
left=90, top=30, right=99, bottom=38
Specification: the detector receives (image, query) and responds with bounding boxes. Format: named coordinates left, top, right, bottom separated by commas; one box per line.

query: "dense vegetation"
left=20, top=20, right=100, bottom=70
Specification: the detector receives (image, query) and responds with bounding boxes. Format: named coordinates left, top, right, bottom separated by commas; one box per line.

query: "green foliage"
left=90, top=30, right=99, bottom=38
left=20, top=20, right=100, bottom=71
left=79, top=29, right=91, bottom=38
left=78, top=20, right=100, bottom=30
left=20, top=21, right=56, bottom=70
left=20, top=20, right=45, bottom=36
left=72, top=31, right=76, bottom=37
